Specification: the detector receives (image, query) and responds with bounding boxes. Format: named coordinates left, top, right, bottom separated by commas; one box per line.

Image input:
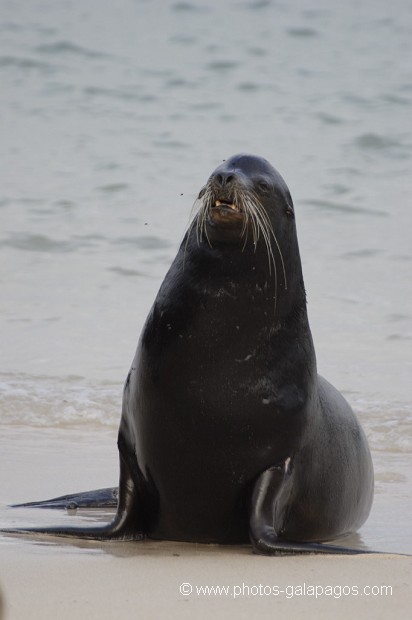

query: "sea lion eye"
left=257, top=180, right=270, bottom=193
left=285, top=207, right=295, bottom=218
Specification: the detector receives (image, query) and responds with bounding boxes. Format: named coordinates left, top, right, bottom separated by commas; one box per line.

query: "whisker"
left=240, top=196, right=257, bottom=250
left=247, top=197, right=275, bottom=272
left=184, top=185, right=287, bottom=313
left=244, top=200, right=259, bottom=250
left=184, top=198, right=204, bottom=268
left=250, top=191, right=288, bottom=291
left=234, top=189, right=249, bottom=253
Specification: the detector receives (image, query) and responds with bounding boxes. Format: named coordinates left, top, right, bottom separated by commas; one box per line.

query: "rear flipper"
left=250, top=460, right=375, bottom=555
left=3, top=455, right=144, bottom=541
left=12, top=487, right=119, bottom=510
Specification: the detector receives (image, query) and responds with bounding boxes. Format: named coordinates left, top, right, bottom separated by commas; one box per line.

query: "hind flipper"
left=12, top=487, right=118, bottom=510
left=2, top=454, right=143, bottom=540
left=249, top=461, right=374, bottom=556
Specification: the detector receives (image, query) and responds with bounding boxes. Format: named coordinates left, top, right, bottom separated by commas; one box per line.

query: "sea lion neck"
left=172, top=235, right=307, bottom=330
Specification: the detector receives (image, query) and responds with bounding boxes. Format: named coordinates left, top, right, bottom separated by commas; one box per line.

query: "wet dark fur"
left=5, top=154, right=374, bottom=555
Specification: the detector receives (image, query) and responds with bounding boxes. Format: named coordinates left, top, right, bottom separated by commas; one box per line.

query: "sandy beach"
left=1, top=536, right=410, bottom=620
left=0, top=426, right=410, bottom=619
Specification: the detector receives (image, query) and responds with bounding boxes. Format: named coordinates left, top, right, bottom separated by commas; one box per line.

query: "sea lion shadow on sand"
left=5, top=154, right=375, bottom=555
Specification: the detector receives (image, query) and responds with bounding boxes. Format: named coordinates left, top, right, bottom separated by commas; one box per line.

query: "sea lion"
left=6, top=154, right=374, bottom=554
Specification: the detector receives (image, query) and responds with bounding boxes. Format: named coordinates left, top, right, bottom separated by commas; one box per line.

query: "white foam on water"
left=0, top=374, right=121, bottom=428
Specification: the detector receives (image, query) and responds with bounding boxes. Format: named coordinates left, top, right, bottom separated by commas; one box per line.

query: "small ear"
left=285, top=201, right=295, bottom=218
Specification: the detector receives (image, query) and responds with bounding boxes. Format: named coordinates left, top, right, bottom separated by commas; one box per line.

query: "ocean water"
left=1, top=0, right=411, bottom=552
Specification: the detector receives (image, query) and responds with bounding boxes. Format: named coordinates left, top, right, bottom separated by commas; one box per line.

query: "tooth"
left=214, top=200, right=239, bottom=211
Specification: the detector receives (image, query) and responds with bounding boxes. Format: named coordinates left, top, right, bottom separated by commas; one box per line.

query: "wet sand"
left=0, top=427, right=410, bottom=619
left=1, top=537, right=410, bottom=619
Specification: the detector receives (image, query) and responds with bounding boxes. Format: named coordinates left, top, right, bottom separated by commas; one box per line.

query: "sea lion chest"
left=122, top=264, right=309, bottom=541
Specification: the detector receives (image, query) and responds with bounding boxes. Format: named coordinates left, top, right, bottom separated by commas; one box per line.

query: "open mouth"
left=213, top=199, right=240, bottom=213
left=208, top=197, right=244, bottom=231
left=205, top=195, right=246, bottom=236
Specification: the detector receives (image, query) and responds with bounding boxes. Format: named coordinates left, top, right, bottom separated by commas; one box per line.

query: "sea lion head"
left=190, top=154, right=298, bottom=287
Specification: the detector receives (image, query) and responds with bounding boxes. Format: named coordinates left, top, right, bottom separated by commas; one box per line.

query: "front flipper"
left=3, top=455, right=143, bottom=541
left=250, top=460, right=374, bottom=555
left=12, top=487, right=118, bottom=510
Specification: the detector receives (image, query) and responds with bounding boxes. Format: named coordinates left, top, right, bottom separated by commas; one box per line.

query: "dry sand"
left=1, top=427, right=410, bottom=619
left=1, top=538, right=411, bottom=620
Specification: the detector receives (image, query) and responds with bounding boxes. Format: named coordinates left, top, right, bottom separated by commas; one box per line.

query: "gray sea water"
left=1, top=0, right=411, bottom=552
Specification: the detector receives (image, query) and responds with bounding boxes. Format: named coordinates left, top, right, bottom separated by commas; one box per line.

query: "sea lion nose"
left=214, top=172, right=236, bottom=188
